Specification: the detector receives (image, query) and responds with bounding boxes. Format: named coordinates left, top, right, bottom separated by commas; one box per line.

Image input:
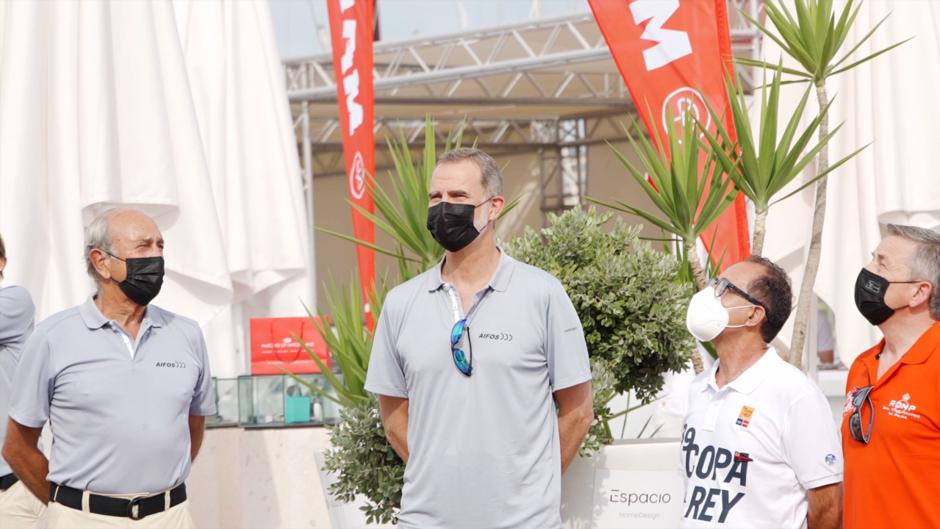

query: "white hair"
left=84, top=208, right=138, bottom=281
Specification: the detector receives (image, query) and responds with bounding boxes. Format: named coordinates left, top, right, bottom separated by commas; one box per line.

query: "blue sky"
left=270, top=0, right=589, bottom=59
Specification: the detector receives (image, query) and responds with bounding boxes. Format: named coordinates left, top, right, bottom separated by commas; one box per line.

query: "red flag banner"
left=588, top=0, right=750, bottom=269
left=326, top=0, right=376, bottom=303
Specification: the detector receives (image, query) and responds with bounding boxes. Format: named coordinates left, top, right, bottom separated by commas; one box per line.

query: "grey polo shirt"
left=0, top=285, right=35, bottom=477
left=365, top=251, right=592, bottom=529
left=9, top=297, right=216, bottom=494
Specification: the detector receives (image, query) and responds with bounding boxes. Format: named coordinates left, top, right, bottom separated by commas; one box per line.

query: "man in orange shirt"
left=842, top=224, right=940, bottom=529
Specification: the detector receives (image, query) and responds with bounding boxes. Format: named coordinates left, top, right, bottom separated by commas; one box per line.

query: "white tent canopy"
left=0, top=0, right=313, bottom=377
left=760, top=0, right=940, bottom=366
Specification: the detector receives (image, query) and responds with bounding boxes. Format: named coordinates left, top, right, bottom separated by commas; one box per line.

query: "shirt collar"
left=79, top=296, right=109, bottom=329
left=705, top=347, right=778, bottom=395
left=859, top=321, right=940, bottom=380
left=426, top=248, right=515, bottom=293
left=79, top=296, right=164, bottom=329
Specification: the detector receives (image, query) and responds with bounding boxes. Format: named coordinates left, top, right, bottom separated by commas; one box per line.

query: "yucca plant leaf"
left=734, top=57, right=812, bottom=79
left=769, top=142, right=869, bottom=206
left=315, top=226, right=421, bottom=263
left=827, top=37, right=914, bottom=77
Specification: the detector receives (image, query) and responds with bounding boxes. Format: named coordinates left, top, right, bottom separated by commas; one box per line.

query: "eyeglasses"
left=849, top=385, right=875, bottom=444
left=709, top=278, right=769, bottom=312
left=450, top=319, right=473, bottom=376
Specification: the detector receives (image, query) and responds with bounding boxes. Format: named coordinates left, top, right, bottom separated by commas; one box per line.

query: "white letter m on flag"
left=630, top=0, right=692, bottom=71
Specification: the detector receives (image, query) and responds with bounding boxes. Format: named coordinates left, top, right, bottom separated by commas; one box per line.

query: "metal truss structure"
left=289, top=1, right=764, bottom=220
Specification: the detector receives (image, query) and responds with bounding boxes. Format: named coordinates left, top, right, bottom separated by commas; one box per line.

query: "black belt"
left=0, top=473, right=18, bottom=491
left=50, top=482, right=186, bottom=520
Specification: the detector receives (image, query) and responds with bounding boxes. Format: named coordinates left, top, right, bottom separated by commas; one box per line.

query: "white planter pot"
left=563, top=439, right=684, bottom=529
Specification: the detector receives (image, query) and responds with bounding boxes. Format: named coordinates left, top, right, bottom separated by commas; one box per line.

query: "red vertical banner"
left=588, top=0, right=750, bottom=269
left=326, top=0, right=376, bottom=306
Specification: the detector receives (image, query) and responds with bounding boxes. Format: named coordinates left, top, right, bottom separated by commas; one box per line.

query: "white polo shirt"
left=680, top=348, right=842, bottom=529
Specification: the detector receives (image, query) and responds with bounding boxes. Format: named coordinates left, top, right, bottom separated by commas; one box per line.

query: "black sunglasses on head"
left=709, top=277, right=769, bottom=312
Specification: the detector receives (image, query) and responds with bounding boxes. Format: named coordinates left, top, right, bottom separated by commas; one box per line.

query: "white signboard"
left=592, top=469, right=684, bottom=529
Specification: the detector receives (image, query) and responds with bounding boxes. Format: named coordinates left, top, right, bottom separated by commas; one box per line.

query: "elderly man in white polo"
left=2, top=208, right=215, bottom=528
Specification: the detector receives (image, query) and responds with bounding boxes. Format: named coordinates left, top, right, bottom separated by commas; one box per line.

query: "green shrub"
left=507, top=208, right=694, bottom=443
left=321, top=396, right=402, bottom=525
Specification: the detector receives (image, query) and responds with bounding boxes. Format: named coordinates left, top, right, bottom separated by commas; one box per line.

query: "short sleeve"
left=0, top=286, right=35, bottom=346
left=9, top=332, right=53, bottom=428
left=545, top=280, right=591, bottom=391
left=782, top=389, right=843, bottom=489
left=364, top=305, right=408, bottom=398
left=189, top=327, right=217, bottom=416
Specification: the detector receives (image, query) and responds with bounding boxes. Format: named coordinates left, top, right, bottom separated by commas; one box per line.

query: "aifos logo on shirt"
left=477, top=331, right=513, bottom=342
left=155, top=361, right=187, bottom=369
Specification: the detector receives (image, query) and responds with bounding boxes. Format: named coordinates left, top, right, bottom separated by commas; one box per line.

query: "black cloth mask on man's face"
left=854, top=268, right=899, bottom=326
left=426, top=198, right=492, bottom=252
left=108, top=253, right=165, bottom=306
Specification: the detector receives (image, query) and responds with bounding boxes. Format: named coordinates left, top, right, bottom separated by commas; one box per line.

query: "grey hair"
left=887, top=224, right=940, bottom=319
left=436, top=147, right=503, bottom=197
left=84, top=208, right=129, bottom=280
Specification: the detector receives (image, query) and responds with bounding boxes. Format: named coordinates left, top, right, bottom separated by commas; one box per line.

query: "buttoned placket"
left=108, top=320, right=154, bottom=359
left=442, top=284, right=491, bottom=325
left=702, top=385, right=731, bottom=432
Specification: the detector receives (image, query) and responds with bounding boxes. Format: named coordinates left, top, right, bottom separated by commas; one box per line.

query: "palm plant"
left=316, top=118, right=456, bottom=281
left=703, top=65, right=867, bottom=255
left=287, top=278, right=385, bottom=407
left=736, top=0, right=908, bottom=367
left=592, top=115, right=738, bottom=290
left=590, top=113, right=739, bottom=374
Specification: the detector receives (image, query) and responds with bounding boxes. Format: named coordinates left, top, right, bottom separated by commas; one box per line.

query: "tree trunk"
left=685, top=240, right=707, bottom=374
left=789, top=84, right=829, bottom=369
left=751, top=208, right=768, bottom=256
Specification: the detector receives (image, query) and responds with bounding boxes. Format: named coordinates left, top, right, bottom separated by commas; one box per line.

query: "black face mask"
left=108, top=253, right=165, bottom=306
left=426, top=199, right=491, bottom=252
left=854, top=268, right=899, bottom=325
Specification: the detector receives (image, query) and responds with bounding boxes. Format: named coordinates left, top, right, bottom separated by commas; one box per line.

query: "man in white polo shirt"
left=0, top=233, right=45, bottom=528
left=681, top=256, right=842, bottom=529
left=3, top=208, right=215, bottom=528
left=366, top=148, right=594, bottom=529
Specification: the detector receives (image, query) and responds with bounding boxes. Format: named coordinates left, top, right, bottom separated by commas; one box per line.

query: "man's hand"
left=189, top=415, right=206, bottom=462
left=554, top=380, right=593, bottom=473
left=377, top=395, right=410, bottom=463
left=807, top=482, right=842, bottom=529
left=2, top=419, right=49, bottom=503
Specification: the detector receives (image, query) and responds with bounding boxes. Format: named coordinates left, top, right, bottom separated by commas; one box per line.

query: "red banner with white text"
left=327, top=0, right=376, bottom=303
left=588, top=0, right=750, bottom=269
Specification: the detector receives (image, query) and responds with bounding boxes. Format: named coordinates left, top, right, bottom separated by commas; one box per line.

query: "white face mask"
left=685, top=286, right=754, bottom=342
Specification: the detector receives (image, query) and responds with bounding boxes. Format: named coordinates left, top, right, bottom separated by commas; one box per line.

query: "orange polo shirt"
left=841, top=322, right=940, bottom=529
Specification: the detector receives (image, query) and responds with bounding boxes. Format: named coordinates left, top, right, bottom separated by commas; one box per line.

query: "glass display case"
left=232, top=374, right=341, bottom=428
left=207, top=377, right=239, bottom=427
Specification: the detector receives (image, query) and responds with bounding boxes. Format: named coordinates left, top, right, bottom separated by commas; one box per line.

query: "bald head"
left=85, top=208, right=164, bottom=282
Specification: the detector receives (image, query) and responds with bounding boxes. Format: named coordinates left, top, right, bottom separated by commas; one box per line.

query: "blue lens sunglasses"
left=450, top=318, right=473, bottom=376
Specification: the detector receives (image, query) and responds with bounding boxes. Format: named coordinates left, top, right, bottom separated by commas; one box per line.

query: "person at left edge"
left=2, top=208, right=215, bottom=529
left=0, top=232, right=45, bottom=528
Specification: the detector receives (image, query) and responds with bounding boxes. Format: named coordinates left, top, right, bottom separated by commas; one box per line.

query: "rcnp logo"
left=885, top=392, right=922, bottom=420
left=661, top=87, right=711, bottom=137
left=349, top=152, right=366, bottom=200
left=890, top=393, right=916, bottom=412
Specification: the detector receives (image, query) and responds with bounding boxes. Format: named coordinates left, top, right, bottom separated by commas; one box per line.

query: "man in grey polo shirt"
left=366, top=148, right=594, bottom=529
left=3, top=208, right=215, bottom=528
left=0, top=233, right=45, bottom=528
